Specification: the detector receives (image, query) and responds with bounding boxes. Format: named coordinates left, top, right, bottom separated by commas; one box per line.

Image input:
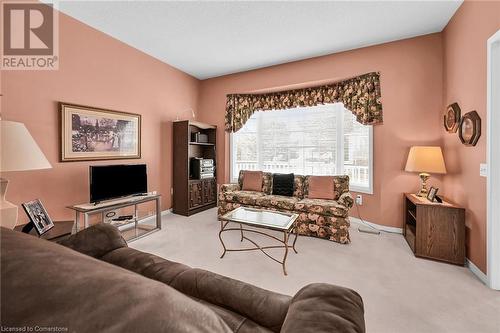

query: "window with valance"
left=225, top=71, right=383, bottom=133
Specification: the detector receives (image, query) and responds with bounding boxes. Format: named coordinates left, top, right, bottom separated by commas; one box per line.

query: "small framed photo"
left=22, top=199, right=54, bottom=235
left=444, top=103, right=461, bottom=133
left=427, top=187, right=439, bottom=202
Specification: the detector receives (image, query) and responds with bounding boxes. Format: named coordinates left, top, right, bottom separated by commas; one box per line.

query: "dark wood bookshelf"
left=403, top=193, right=465, bottom=265
left=173, top=120, right=217, bottom=216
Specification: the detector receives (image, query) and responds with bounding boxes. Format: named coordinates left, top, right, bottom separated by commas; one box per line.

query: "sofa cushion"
left=59, top=222, right=127, bottom=258
left=221, top=190, right=266, bottom=205
left=242, top=171, right=264, bottom=191
left=102, top=240, right=290, bottom=333
left=100, top=244, right=292, bottom=333
left=304, top=175, right=350, bottom=200
left=256, top=195, right=300, bottom=211
left=0, top=228, right=232, bottom=333
left=196, top=298, right=274, bottom=333
left=163, top=267, right=290, bottom=332
left=272, top=173, right=294, bottom=196
left=238, top=171, right=273, bottom=194
left=295, top=198, right=348, bottom=217
left=306, top=176, right=336, bottom=200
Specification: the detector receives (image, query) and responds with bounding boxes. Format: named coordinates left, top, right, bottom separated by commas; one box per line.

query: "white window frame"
left=350, top=125, right=373, bottom=194
left=229, top=105, right=374, bottom=194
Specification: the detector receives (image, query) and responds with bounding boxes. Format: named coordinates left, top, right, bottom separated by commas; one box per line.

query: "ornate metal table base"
left=218, top=220, right=298, bottom=275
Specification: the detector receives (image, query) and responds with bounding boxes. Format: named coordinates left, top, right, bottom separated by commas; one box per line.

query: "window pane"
left=232, top=118, right=258, bottom=173
left=256, top=106, right=337, bottom=175
left=343, top=109, right=370, bottom=189
left=232, top=103, right=372, bottom=192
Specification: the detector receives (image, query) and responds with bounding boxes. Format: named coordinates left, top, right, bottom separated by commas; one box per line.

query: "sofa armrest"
left=281, top=283, right=365, bottom=333
left=220, top=183, right=240, bottom=193
left=59, top=223, right=127, bottom=258
left=338, top=192, right=354, bottom=209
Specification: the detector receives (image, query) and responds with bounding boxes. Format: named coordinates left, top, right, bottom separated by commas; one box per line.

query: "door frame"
left=487, top=29, right=500, bottom=290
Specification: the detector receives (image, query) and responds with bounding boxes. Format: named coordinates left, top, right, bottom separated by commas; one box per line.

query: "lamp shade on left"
left=1, top=121, right=52, bottom=172
left=0, top=120, right=52, bottom=229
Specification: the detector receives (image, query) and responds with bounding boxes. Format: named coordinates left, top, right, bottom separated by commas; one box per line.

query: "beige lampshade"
left=405, top=146, right=447, bottom=174
left=1, top=120, right=52, bottom=172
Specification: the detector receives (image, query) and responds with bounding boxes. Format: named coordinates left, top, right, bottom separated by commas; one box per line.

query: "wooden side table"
left=403, top=193, right=465, bottom=265
left=14, top=220, right=74, bottom=243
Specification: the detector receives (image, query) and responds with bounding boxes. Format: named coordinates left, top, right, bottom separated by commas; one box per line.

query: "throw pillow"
left=242, top=171, right=263, bottom=192
left=307, top=176, right=336, bottom=200
left=272, top=173, right=295, bottom=197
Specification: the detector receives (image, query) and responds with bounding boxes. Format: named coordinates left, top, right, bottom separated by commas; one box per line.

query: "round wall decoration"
left=459, top=110, right=481, bottom=146
left=444, top=102, right=461, bottom=133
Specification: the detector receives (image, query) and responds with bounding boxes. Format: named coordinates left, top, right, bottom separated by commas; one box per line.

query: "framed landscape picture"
left=60, top=103, right=141, bottom=161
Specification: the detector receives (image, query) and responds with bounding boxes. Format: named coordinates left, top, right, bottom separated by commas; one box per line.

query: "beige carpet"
left=130, top=208, right=500, bottom=333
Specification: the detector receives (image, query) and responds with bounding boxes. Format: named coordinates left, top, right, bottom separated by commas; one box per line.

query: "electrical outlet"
left=170, top=188, right=173, bottom=195
left=480, top=163, right=487, bottom=177
left=355, top=195, right=363, bottom=205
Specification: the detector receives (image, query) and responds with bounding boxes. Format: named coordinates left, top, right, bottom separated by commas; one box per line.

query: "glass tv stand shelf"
left=67, top=194, right=161, bottom=242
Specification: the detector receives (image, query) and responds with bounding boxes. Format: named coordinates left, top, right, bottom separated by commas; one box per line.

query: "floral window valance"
left=225, top=71, right=383, bottom=133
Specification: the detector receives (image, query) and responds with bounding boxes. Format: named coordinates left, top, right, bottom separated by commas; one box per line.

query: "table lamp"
left=1, top=120, right=52, bottom=229
left=405, top=146, right=446, bottom=197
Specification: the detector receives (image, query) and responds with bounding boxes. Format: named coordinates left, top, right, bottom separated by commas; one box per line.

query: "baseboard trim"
left=139, top=209, right=172, bottom=223
left=161, top=209, right=173, bottom=217
left=466, top=259, right=488, bottom=285
left=349, top=216, right=403, bottom=234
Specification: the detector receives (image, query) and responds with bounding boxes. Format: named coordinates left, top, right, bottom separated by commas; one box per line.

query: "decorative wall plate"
left=459, top=111, right=481, bottom=146
left=444, top=102, right=461, bottom=133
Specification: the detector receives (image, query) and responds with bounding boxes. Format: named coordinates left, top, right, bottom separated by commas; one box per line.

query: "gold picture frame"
left=60, top=103, right=141, bottom=162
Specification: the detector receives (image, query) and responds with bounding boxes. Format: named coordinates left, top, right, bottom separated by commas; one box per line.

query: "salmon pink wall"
left=3, top=2, right=496, bottom=275
left=198, top=34, right=445, bottom=229
left=1, top=12, right=200, bottom=222
left=442, top=1, right=500, bottom=273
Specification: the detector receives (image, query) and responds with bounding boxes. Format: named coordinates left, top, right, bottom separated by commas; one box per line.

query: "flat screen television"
left=90, top=164, right=147, bottom=203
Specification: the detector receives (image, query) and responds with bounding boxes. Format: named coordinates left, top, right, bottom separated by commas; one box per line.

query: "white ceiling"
left=53, top=1, right=462, bottom=79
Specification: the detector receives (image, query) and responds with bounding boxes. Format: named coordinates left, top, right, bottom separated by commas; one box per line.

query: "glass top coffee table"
left=219, top=207, right=299, bottom=275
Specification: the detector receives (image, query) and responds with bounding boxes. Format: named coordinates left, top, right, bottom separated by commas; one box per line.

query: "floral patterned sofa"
left=218, top=171, right=354, bottom=244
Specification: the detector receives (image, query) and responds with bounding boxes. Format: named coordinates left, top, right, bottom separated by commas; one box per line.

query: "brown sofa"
left=218, top=171, right=354, bottom=244
left=1, top=224, right=365, bottom=332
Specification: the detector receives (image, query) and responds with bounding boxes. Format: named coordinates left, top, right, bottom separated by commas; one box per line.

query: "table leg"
left=134, top=204, right=138, bottom=234
left=292, top=226, right=299, bottom=254
left=218, top=221, right=228, bottom=258
left=156, top=197, right=161, bottom=229
left=75, top=212, right=80, bottom=232
left=282, top=231, right=289, bottom=276
left=84, top=213, right=89, bottom=229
